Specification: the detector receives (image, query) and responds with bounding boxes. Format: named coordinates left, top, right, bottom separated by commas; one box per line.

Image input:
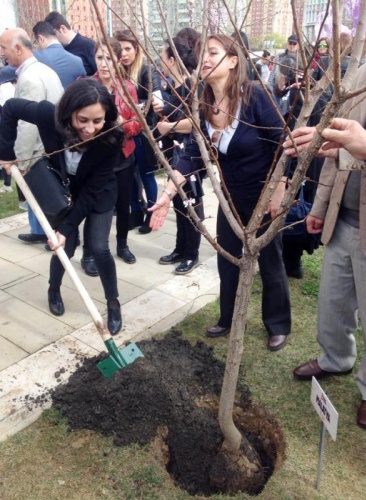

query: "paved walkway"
left=0, top=177, right=219, bottom=441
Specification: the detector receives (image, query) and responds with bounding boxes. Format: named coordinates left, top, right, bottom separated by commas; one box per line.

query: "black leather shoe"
left=81, top=255, right=99, bottom=277
left=48, top=290, right=65, bottom=316
left=159, top=252, right=183, bottom=265
left=175, top=259, right=199, bottom=275
left=267, top=335, right=287, bottom=351
left=206, top=324, right=230, bottom=338
left=107, top=300, right=122, bottom=336
left=284, top=258, right=304, bottom=279
left=117, top=245, right=136, bottom=264
left=18, top=233, right=47, bottom=243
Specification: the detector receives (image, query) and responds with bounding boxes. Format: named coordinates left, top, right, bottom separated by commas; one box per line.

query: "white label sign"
left=310, top=377, right=339, bottom=441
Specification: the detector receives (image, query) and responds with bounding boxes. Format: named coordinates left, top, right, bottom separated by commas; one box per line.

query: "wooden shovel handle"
left=11, top=165, right=112, bottom=342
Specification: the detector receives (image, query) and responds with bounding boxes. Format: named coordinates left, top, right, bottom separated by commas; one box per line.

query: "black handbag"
left=24, top=156, right=73, bottom=229
left=139, top=132, right=159, bottom=170
left=283, top=184, right=321, bottom=251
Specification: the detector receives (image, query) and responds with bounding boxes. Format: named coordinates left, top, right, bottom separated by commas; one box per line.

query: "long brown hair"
left=198, top=34, right=250, bottom=125
left=113, top=30, right=143, bottom=87
left=95, top=36, right=126, bottom=78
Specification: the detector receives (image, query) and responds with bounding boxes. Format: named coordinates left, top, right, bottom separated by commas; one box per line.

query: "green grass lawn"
left=1, top=249, right=365, bottom=499
left=0, top=179, right=23, bottom=219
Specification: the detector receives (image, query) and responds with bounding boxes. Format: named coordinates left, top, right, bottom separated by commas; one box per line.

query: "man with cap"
left=268, top=34, right=299, bottom=110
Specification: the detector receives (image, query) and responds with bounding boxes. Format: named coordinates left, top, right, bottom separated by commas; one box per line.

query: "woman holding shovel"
left=0, top=78, right=124, bottom=336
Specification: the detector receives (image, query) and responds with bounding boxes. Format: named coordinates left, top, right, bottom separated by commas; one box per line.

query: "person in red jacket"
left=81, top=37, right=142, bottom=273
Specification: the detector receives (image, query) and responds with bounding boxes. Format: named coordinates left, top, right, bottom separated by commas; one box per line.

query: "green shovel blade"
left=97, top=342, right=144, bottom=378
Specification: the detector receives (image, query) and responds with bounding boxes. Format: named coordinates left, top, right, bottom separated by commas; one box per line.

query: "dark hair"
left=18, top=36, right=33, bottom=51
left=262, top=50, right=271, bottom=58
left=95, top=36, right=122, bottom=62
left=175, top=28, right=200, bottom=49
left=164, top=36, right=198, bottom=74
left=33, top=21, right=56, bottom=38
left=197, top=34, right=250, bottom=125
left=55, top=78, right=122, bottom=147
left=44, top=11, right=71, bottom=31
left=231, top=31, right=250, bottom=51
left=278, top=53, right=302, bottom=85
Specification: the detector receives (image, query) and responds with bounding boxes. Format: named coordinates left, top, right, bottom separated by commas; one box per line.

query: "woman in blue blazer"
left=149, top=34, right=291, bottom=351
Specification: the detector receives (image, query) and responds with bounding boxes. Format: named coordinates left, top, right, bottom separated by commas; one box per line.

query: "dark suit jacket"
left=64, top=33, right=97, bottom=76
left=0, top=98, right=123, bottom=237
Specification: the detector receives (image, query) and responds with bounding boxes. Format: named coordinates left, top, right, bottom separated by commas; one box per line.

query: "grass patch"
left=1, top=248, right=365, bottom=499
left=0, top=179, right=23, bottom=219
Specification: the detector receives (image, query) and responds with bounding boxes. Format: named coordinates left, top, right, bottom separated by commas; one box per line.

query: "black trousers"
left=115, top=160, right=136, bottom=242
left=216, top=201, right=291, bottom=337
left=172, top=194, right=204, bottom=261
left=49, top=209, right=118, bottom=301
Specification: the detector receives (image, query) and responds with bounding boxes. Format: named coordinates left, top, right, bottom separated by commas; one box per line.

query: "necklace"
left=213, top=95, right=226, bottom=115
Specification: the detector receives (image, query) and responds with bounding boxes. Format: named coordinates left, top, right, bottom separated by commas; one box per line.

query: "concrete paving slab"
left=155, top=256, right=219, bottom=303
left=0, top=233, right=46, bottom=263
left=0, top=257, right=36, bottom=287
left=0, top=335, right=29, bottom=370
left=0, top=295, right=74, bottom=356
left=0, top=289, right=10, bottom=303
left=5, top=274, right=108, bottom=329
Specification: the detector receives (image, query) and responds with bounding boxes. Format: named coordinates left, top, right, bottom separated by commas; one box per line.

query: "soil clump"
left=52, top=330, right=285, bottom=496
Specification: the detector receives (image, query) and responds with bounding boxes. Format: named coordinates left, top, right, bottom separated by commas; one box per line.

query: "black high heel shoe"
left=107, top=299, right=122, bottom=336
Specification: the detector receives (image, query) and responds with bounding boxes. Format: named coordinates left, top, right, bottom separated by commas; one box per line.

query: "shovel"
left=11, top=165, right=144, bottom=378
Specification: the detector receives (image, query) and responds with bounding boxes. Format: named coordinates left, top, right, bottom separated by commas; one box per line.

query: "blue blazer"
left=36, top=43, right=86, bottom=88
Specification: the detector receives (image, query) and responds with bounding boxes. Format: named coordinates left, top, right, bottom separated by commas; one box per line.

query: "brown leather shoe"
left=206, top=324, right=230, bottom=338
left=357, top=400, right=366, bottom=428
left=267, top=335, right=287, bottom=351
left=293, top=359, right=353, bottom=380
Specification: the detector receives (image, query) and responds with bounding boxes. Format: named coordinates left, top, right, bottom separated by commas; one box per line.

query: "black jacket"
left=0, top=98, right=123, bottom=237
left=137, top=64, right=161, bottom=126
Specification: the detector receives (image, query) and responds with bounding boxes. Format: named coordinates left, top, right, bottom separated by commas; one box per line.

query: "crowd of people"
left=1, top=12, right=365, bottom=427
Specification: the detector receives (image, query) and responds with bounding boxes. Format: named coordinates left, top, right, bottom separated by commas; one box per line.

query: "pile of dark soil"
left=52, top=330, right=285, bottom=496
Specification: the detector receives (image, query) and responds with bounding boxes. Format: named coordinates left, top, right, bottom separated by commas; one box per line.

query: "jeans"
left=28, top=205, right=45, bottom=235
left=49, top=209, right=118, bottom=301
left=130, top=134, right=158, bottom=210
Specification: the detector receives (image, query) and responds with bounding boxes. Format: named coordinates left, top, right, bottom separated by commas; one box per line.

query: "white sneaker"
left=0, top=185, right=13, bottom=193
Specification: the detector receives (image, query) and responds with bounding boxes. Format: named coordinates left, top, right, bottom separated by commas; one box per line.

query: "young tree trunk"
left=218, top=254, right=258, bottom=451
